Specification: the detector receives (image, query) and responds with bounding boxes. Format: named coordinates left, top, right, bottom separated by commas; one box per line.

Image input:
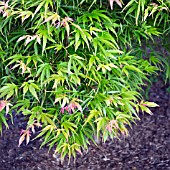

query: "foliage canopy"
left=0, top=0, right=169, bottom=163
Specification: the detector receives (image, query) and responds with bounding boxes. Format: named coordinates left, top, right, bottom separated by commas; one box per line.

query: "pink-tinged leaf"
left=0, top=8, right=3, bottom=14
left=142, top=101, right=159, bottom=107
left=106, top=119, right=119, bottom=132
left=20, top=129, right=25, bottom=135
left=60, top=107, right=65, bottom=114
left=18, top=133, right=26, bottom=147
left=65, top=105, right=72, bottom=113
left=4, top=0, right=9, bottom=10
left=110, top=119, right=119, bottom=129
left=18, top=130, right=31, bottom=147
left=75, top=148, right=82, bottom=155
left=105, top=124, right=112, bottom=133
left=74, top=102, right=82, bottom=112
left=109, top=0, right=114, bottom=10
left=44, top=15, right=55, bottom=23
left=61, top=17, right=73, bottom=26
left=150, top=3, right=158, bottom=6
left=66, top=17, right=73, bottom=22
left=3, top=11, right=8, bottom=17
left=61, top=17, right=73, bottom=36
left=0, top=100, right=6, bottom=111
left=109, top=0, right=122, bottom=10
left=115, top=0, right=122, bottom=8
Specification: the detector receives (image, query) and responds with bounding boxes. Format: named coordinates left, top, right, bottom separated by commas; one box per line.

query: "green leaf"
left=29, top=85, right=39, bottom=102
left=142, top=102, right=159, bottom=107
left=0, top=113, right=9, bottom=129
left=84, top=110, right=100, bottom=126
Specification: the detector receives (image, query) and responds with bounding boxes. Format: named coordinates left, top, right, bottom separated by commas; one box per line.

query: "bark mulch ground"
left=0, top=79, right=170, bottom=170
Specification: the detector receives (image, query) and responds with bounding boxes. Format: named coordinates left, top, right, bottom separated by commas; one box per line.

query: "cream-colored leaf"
left=21, top=62, right=27, bottom=74
left=109, top=0, right=122, bottom=10
left=109, top=0, right=114, bottom=10
left=115, top=0, right=122, bottom=8
left=5, top=102, right=12, bottom=114
left=25, top=36, right=37, bottom=45
left=26, top=133, right=30, bottom=145
left=17, top=35, right=28, bottom=42
left=18, top=133, right=26, bottom=147
left=36, top=35, right=41, bottom=44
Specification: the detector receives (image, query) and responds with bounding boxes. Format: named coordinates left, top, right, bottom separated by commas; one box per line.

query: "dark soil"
left=0, top=79, right=170, bottom=170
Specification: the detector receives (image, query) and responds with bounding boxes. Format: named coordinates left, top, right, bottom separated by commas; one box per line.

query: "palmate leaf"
left=17, top=35, right=41, bottom=46
left=16, top=10, right=33, bottom=23
left=37, top=25, right=56, bottom=54
left=67, top=54, right=86, bottom=77
left=91, top=10, right=112, bottom=23
left=21, top=82, right=40, bottom=101
left=83, top=110, right=101, bottom=126
left=139, top=101, right=159, bottom=115
left=0, top=83, right=18, bottom=99
left=18, top=129, right=31, bottom=147
left=44, top=74, right=66, bottom=88
left=61, top=121, right=77, bottom=135
left=6, top=54, right=24, bottom=67
left=11, top=99, right=30, bottom=112
left=39, top=113, right=56, bottom=126
left=36, top=63, right=53, bottom=85
left=43, top=13, right=60, bottom=25
left=95, top=117, right=107, bottom=139
left=26, top=55, right=43, bottom=68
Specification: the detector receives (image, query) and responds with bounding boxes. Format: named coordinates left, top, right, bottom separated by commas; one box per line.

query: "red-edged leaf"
left=0, top=100, right=7, bottom=112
